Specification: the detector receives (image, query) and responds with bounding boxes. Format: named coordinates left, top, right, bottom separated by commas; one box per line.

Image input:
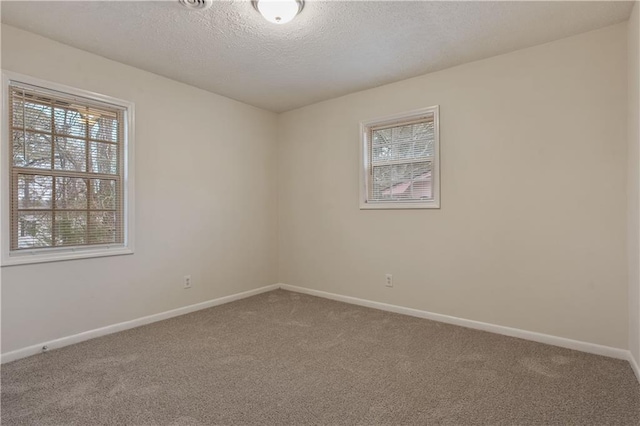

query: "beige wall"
left=278, top=24, right=629, bottom=348
left=629, top=2, right=640, bottom=365
left=0, top=25, right=279, bottom=353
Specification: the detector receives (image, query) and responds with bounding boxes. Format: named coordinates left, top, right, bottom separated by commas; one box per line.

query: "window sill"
left=1, top=246, right=134, bottom=266
left=360, top=201, right=440, bottom=210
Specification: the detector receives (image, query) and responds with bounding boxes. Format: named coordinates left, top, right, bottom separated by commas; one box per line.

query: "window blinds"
left=9, top=83, right=125, bottom=251
left=368, top=117, right=435, bottom=202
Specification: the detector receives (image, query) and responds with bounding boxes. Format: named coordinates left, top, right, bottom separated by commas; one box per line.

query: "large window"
left=360, top=106, right=440, bottom=209
left=2, top=73, right=134, bottom=265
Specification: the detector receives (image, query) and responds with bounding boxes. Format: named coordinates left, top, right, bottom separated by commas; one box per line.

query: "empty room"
left=1, top=0, right=640, bottom=424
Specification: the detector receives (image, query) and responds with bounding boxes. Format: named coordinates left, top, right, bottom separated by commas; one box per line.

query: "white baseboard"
left=279, top=283, right=631, bottom=361
left=629, top=352, right=640, bottom=383
left=1, top=284, right=279, bottom=364
left=3, top=281, right=637, bottom=383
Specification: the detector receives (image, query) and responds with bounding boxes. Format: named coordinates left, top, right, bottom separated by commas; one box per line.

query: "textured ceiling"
left=1, top=1, right=634, bottom=112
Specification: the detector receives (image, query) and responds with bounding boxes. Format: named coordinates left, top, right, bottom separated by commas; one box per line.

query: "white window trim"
left=359, top=105, right=440, bottom=210
left=1, top=70, right=135, bottom=266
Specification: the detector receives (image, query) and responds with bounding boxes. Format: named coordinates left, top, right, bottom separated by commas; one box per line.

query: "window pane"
left=371, top=121, right=434, bottom=164
left=90, top=179, right=117, bottom=210
left=372, top=144, right=393, bottom=164
left=89, top=211, right=116, bottom=244
left=12, top=131, right=52, bottom=169
left=372, top=180, right=392, bottom=200
left=17, top=174, right=53, bottom=209
left=89, top=114, right=119, bottom=142
left=12, top=95, right=52, bottom=132
left=372, top=165, right=392, bottom=200
left=54, top=211, right=87, bottom=246
left=17, top=211, right=52, bottom=249
left=390, top=163, right=411, bottom=182
left=11, top=93, right=23, bottom=128
left=372, top=128, right=392, bottom=145
left=409, top=121, right=434, bottom=159
left=89, top=142, right=118, bottom=174
left=373, top=164, right=390, bottom=181
left=410, top=162, right=433, bottom=200
left=54, top=107, right=86, bottom=137
left=371, top=162, right=432, bottom=201
left=55, top=177, right=88, bottom=209
left=54, top=137, right=86, bottom=172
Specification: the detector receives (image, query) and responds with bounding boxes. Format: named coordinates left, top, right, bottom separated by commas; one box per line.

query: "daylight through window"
left=9, top=83, right=125, bottom=251
left=360, top=107, right=440, bottom=209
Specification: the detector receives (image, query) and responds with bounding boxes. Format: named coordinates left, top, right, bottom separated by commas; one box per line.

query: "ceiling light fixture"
left=252, top=0, right=304, bottom=25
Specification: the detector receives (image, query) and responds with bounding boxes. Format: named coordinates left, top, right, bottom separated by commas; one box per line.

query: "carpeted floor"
left=2, top=289, right=639, bottom=425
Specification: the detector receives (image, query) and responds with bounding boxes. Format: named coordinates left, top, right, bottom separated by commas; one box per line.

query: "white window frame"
left=359, top=106, right=440, bottom=210
left=1, top=71, right=135, bottom=266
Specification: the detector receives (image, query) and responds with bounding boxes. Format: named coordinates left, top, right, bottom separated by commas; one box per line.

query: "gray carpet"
left=2, top=289, right=639, bottom=425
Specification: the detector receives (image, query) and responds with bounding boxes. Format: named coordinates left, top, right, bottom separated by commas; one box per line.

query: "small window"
left=2, top=73, right=134, bottom=265
left=360, top=106, right=440, bottom=209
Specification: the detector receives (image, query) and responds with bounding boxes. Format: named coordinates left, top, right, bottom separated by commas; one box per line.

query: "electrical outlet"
left=183, top=275, right=192, bottom=289
left=385, top=274, right=393, bottom=287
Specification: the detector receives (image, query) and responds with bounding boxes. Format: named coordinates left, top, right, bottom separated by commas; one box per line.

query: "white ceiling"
left=1, top=1, right=634, bottom=112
